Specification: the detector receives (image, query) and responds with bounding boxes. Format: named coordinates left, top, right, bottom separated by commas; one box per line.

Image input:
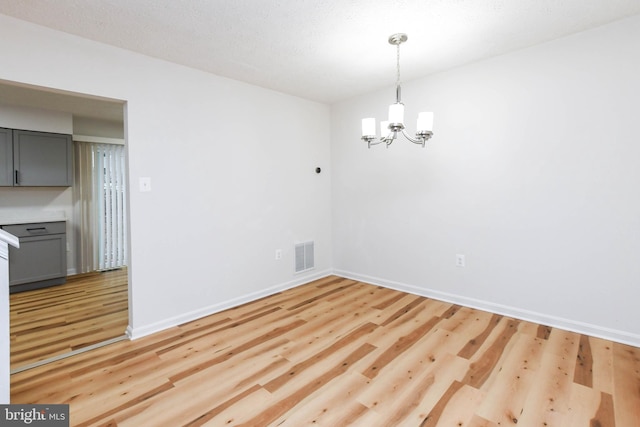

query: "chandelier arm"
left=362, top=131, right=399, bottom=148
left=363, top=137, right=389, bottom=148
left=401, top=129, right=428, bottom=147
left=385, top=131, right=397, bottom=146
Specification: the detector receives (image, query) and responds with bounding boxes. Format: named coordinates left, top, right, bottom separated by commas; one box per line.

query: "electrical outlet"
left=456, top=254, right=465, bottom=268
left=275, top=249, right=282, bottom=260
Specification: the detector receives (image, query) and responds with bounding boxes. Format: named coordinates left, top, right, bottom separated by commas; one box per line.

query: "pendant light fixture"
left=361, top=33, right=434, bottom=148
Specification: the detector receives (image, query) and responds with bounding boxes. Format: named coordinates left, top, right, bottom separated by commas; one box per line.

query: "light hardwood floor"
left=10, top=268, right=129, bottom=370
left=10, top=276, right=640, bottom=426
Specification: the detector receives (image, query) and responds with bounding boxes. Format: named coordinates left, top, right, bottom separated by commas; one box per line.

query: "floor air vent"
left=295, top=241, right=314, bottom=273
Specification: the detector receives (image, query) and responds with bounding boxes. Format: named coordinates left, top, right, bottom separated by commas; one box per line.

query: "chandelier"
left=361, top=33, right=434, bottom=148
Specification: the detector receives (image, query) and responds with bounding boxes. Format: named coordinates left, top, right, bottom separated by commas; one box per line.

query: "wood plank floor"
left=10, top=268, right=129, bottom=370
left=10, top=276, right=640, bottom=426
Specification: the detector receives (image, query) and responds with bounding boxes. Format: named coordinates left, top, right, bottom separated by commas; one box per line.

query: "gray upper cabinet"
left=1, top=129, right=73, bottom=187
left=0, top=128, right=12, bottom=186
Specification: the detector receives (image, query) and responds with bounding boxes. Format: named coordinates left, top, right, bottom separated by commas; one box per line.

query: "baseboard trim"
left=126, top=269, right=333, bottom=340
left=334, top=269, right=640, bottom=348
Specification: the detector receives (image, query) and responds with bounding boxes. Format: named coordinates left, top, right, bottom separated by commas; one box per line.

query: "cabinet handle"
left=26, top=227, right=48, bottom=234
left=14, top=170, right=19, bottom=185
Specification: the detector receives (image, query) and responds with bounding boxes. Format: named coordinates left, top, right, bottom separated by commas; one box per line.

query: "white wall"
left=332, top=15, right=640, bottom=346
left=73, top=117, right=124, bottom=139
left=0, top=13, right=332, bottom=346
left=0, top=103, right=72, bottom=133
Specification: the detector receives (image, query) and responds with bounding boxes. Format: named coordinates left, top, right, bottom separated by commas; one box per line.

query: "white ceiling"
left=1, top=0, right=640, bottom=108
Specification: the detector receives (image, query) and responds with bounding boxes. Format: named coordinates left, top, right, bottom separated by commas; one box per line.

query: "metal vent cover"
left=294, top=241, right=314, bottom=273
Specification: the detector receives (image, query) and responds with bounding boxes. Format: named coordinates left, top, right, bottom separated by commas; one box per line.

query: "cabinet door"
left=0, top=128, right=12, bottom=186
left=8, top=234, right=67, bottom=286
left=13, top=130, right=73, bottom=186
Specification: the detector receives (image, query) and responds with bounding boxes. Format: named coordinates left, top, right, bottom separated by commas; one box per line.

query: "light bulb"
left=388, top=103, right=405, bottom=124
left=417, top=112, right=434, bottom=132
left=361, top=118, right=375, bottom=137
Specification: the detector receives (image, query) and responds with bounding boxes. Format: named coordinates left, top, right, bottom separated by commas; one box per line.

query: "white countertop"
left=0, top=229, right=20, bottom=248
left=0, top=210, right=66, bottom=226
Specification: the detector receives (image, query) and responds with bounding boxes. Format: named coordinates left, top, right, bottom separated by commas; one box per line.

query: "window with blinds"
left=75, top=142, right=128, bottom=272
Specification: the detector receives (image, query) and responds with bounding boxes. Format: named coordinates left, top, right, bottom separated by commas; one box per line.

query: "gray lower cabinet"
left=1, top=221, right=67, bottom=293
left=0, top=127, right=73, bottom=187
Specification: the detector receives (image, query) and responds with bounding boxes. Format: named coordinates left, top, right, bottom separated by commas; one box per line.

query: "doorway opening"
left=0, top=80, right=131, bottom=371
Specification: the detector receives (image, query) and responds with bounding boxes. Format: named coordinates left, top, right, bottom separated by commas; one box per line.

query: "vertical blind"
left=74, top=142, right=128, bottom=272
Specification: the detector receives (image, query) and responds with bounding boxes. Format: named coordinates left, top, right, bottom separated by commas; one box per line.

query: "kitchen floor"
left=9, top=268, right=128, bottom=370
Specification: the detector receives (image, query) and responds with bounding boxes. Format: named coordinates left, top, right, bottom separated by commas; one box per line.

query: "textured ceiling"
left=1, top=0, right=640, bottom=106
